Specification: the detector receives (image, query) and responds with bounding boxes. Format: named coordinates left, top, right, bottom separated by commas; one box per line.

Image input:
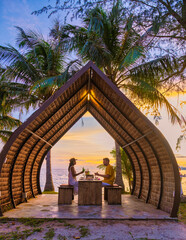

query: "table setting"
left=78, top=169, right=102, bottom=205
left=79, top=169, right=101, bottom=181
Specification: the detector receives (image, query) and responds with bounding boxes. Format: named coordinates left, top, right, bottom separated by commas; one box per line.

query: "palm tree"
left=0, top=115, right=21, bottom=143
left=0, top=27, right=80, bottom=191
left=110, top=147, right=133, bottom=192
left=0, top=68, right=28, bottom=142
left=56, top=0, right=184, bottom=187
left=97, top=147, right=132, bottom=192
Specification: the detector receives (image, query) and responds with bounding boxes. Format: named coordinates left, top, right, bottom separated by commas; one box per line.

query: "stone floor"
left=2, top=194, right=175, bottom=220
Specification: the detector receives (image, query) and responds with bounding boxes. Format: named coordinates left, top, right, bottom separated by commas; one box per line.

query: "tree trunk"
left=128, top=176, right=132, bottom=193
left=44, top=150, right=55, bottom=191
left=115, top=141, right=125, bottom=190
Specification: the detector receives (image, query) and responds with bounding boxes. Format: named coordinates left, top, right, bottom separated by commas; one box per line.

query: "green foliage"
left=97, top=164, right=106, bottom=170
left=0, top=218, right=9, bottom=224
left=0, top=75, right=26, bottom=142
left=32, top=1, right=186, bottom=110
left=110, top=147, right=133, bottom=192
left=33, top=227, right=43, bottom=232
left=1, top=0, right=185, bottom=145
left=178, top=203, right=186, bottom=224
left=176, top=123, right=186, bottom=151
left=32, top=0, right=186, bottom=46
left=18, top=217, right=46, bottom=227
left=78, top=225, right=90, bottom=238
left=0, top=26, right=83, bottom=144
left=44, top=228, right=55, bottom=240
left=0, top=116, right=21, bottom=129
left=31, top=59, right=82, bottom=91
left=97, top=147, right=133, bottom=191
left=0, top=26, right=80, bottom=109
left=64, top=222, right=76, bottom=228
left=0, top=228, right=43, bottom=240
left=120, top=46, right=144, bottom=69
left=0, top=130, right=13, bottom=143
left=42, top=191, right=58, bottom=194
left=59, top=1, right=184, bottom=126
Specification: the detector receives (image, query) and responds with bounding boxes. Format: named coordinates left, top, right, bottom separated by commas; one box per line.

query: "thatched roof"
left=0, top=61, right=180, bottom=217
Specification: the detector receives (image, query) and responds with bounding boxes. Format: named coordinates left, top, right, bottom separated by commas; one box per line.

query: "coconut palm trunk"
left=115, top=141, right=125, bottom=190
left=44, top=150, right=55, bottom=191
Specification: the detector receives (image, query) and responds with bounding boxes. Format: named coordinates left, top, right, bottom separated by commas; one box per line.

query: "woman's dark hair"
left=68, top=158, right=76, bottom=171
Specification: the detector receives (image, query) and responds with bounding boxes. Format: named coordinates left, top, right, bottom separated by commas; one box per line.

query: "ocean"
left=40, top=164, right=105, bottom=191
left=40, top=161, right=186, bottom=194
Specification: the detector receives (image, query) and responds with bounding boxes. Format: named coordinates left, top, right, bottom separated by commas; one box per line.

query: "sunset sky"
left=50, top=93, right=186, bottom=169
left=0, top=0, right=185, bottom=171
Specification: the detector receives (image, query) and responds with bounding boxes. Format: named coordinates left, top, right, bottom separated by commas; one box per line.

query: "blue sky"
left=0, top=0, right=59, bottom=46
left=0, top=0, right=185, bottom=168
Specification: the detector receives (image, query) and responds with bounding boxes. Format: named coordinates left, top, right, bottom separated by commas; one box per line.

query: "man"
left=95, top=158, right=115, bottom=186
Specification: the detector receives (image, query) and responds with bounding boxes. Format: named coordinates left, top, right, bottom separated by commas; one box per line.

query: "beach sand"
left=0, top=219, right=186, bottom=240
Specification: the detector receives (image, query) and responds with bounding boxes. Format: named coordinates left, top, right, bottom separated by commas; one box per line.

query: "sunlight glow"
left=87, top=93, right=90, bottom=101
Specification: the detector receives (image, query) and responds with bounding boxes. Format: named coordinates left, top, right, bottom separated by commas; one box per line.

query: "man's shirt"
left=103, top=164, right=115, bottom=185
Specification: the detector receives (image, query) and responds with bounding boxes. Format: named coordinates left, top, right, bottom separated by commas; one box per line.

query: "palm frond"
left=85, top=6, right=107, bottom=36
left=122, top=81, right=184, bottom=125
left=0, top=114, right=21, bottom=143
left=0, top=45, right=39, bottom=83
left=129, top=55, right=180, bottom=87
left=80, top=38, right=112, bottom=67
left=96, top=164, right=106, bottom=170
left=119, top=46, right=145, bottom=69
left=110, top=147, right=132, bottom=180
left=15, top=26, right=41, bottom=49
left=0, top=115, right=22, bottom=129
left=31, top=59, right=82, bottom=91
left=0, top=130, right=13, bottom=143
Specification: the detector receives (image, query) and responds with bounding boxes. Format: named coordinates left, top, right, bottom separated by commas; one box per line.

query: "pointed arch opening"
left=0, top=61, right=180, bottom=217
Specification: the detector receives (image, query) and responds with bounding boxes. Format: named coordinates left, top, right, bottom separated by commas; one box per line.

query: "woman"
left=68, top=158, right=84, bottom=194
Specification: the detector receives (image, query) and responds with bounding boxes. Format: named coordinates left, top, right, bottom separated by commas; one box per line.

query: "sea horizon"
left=40, top=156, right=186, bottom=195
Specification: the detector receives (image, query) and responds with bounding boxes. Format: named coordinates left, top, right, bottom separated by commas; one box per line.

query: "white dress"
left=68, top=166, right=78, bottom=194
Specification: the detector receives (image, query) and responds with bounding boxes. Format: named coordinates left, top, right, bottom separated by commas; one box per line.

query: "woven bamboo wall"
left=0, top=69, right=89, bottom=212
left=91, top=69, right=179, bottom=215
left=0, top=62, right=180, bottom=217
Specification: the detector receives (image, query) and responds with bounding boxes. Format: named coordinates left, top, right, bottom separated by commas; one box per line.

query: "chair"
left=104, top=186, right=122, bottom=205
left=58, top=185, right=74, bottom=204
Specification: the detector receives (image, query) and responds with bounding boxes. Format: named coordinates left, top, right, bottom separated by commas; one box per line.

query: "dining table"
left=78, top=179, right=102, bottom=205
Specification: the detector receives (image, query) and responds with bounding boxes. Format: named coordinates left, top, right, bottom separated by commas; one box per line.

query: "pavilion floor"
left=2, top=194, right=175, bottom=220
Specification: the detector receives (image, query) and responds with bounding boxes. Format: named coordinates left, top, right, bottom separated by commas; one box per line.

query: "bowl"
left=86, top=174, right=94, bottom=180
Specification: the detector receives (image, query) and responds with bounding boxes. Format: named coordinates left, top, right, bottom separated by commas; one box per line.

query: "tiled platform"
left=2, top=194, right=174, bottom=220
